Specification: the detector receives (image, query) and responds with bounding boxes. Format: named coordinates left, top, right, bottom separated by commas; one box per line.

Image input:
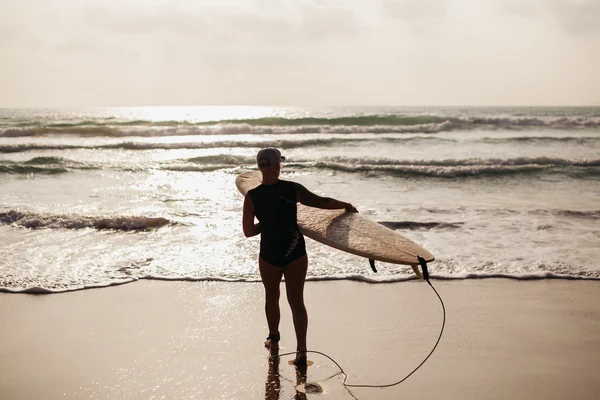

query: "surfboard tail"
left=417, top=256, right=430, bottom=281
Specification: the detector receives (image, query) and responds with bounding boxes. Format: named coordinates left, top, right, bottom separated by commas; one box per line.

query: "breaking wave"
left=0, top=210, right=173, bottom=231
left=2, top=136, right=597, bottom=155
left=0, top=157, right=96, bottom=174
left=165, top=155, right=600, bottom=178
left=3, top=155, right=598, bottom=178
left=0, top=165, right=69, bottom=174
left=171, top=155, right=600, bottom=167
left=289, top=156, right=600, bottom=178
left=310, top=156, right=600, bottom=167
left=378, top=221, right=464, bottom=230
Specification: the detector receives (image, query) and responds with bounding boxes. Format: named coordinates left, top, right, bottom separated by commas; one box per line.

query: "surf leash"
left=274, top=256, right=446, bottom=398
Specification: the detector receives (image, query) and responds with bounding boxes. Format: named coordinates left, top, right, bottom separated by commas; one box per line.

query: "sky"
left=0, top=0, right=599, bottom=107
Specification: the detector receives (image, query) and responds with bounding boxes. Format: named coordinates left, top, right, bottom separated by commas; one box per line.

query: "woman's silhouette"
left=243, top=148, right=356, bottom=365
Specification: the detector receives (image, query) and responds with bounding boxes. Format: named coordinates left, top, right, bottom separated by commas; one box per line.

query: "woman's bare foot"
left=292, top=350, right=307, bottom=366
left=265, top=332, right=280, bottom=350
left=264, top=338, right=280, bottom=350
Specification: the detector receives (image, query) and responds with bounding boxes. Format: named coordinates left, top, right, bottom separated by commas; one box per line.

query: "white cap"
left=256, top=148, right=286, bottom=166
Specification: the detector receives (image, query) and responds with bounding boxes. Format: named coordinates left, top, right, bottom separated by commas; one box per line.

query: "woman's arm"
left=242, top=194, right=261, bottom=237
left=294, top=183, right=357, bottom=212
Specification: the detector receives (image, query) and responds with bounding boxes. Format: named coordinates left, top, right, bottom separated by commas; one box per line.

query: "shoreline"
left=2, top=273, right=600, bottom=295
left=1, top=279, right=599, bottom=399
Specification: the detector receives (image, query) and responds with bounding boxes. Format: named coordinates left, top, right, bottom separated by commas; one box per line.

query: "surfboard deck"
left=236, top=171, right=434, bottom=277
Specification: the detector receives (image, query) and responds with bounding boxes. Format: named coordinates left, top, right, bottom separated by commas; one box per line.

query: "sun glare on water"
left=106, top=106, right=288, bottom=123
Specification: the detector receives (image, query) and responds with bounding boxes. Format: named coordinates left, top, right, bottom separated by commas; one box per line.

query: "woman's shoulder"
left=279, top=179, right=299, bottom=188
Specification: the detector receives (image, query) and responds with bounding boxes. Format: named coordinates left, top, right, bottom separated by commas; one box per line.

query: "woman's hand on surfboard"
left=344, top=203, right=358, bottom=213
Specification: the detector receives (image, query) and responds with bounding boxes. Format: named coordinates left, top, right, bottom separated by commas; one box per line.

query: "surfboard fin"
left=417, top=256, right=430, bottom=282
left=368, top=259, right=377, bottom=273
left=369, top=257, right=429, bottom=279
left=411, top=265, right=424, bottom=279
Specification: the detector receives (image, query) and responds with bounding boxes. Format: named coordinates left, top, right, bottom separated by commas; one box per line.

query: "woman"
left=242, top=148, right=357, bottom=365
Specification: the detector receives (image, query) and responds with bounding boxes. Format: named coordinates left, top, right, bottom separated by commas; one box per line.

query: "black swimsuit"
left=248, top=180, right=307, bottom=267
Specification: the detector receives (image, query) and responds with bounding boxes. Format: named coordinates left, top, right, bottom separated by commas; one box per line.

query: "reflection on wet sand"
left=265, top=349, right=308, bottom=400
left=265, top=348, right=281, bottom=400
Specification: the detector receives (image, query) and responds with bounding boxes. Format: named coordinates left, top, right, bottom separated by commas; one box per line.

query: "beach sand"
left=1, top=279, right=599, bottom=400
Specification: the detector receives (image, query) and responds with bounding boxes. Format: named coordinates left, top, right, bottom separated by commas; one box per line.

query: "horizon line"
left=1, top=104, right=599, bottom=110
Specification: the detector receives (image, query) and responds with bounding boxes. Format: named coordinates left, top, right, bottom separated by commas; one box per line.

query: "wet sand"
left=1, top=279, right=599, bottom=400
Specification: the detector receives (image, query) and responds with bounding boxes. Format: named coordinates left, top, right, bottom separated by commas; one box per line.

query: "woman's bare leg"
left=259, top=257, right=283, bottom=349
left=283, top=255, right=308, bottom=365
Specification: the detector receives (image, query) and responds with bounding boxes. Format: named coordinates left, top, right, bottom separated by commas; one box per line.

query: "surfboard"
left=236, top=171, right=435, bottom=278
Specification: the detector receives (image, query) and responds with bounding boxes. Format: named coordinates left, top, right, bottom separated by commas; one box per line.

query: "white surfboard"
left=236, top=171, right=435, bottom=278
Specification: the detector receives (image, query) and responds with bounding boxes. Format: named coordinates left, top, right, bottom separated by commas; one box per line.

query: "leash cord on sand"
left=275, top=280, right=446, bottom=393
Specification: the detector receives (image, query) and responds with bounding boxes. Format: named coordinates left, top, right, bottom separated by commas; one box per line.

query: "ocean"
left=1, top=106, right=599, bottom=293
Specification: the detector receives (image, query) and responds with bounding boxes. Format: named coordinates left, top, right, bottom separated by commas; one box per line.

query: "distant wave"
left=2, top=271, right=599, bottom=294
left=3, top=115, right=445, bottom=129
left=0, top=120, right=452, bottom=137
left=378, top=221, right=464, bottom=230
left=193, top=115, right=450, bottom=127
left=482, top=136, right=600, bottom=144
left=412, top=206, right=600, bottom=221
left=531, top=209, right=600, bottom=220
left=304, top=163, right=550, bottom=178
left=159, top=154, right=254, bottom=173
left=312, top=156, right=600, bottom=167
left=0, top=210, right=172, bottom=231
left=0, top=136, right=455, bottom=154
left=171, top=155, right=600, bottom=167
left=2, top=113, right=600, bottom=137
left=185, top=154, right=256, bottom=164
left=0, top=165, right=70, bottom=174
left=166, top=155, right=600, bottom=178
left=0, top=157, right=96, bottom=174
left=298, top=157, right=600, bottom=178
left=3, top=155, right=598, bottom=178
left=3, top=135, right=597, bottom=155
left=466, top=116, right=600, bottom=128
left=160, top=165, right=237, bottom=173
